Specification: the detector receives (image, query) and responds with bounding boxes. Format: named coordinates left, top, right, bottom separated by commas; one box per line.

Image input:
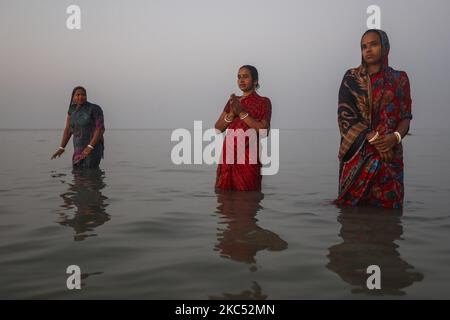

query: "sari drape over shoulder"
left=215, top=92, right=272, bottom=191
left=68, top=101, right=105, bottom=169
left=335, top=30, right=412, bottom=209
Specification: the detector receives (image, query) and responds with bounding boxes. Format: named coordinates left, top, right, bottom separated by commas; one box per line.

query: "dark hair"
left=360, top=29, right=390, bottom=66
left=70, top=86, right=87, bottom=107
left=240, top=65, right=260, bottom=90
left=360, top=29, right=381, bottom=49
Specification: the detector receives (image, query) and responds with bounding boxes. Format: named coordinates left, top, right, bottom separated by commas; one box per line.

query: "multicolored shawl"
left=337, top=29, right=391, bottom=162
left=335, top=29, right=413, bottom=208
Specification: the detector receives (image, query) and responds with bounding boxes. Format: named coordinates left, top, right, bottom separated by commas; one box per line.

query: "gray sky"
left=1, top=0, right=449, bottom=129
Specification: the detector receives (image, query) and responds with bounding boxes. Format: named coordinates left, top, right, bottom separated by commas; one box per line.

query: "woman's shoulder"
left=343, top=66, right=363, bottom=78
left=387, top=67, right=408, bottom=78
left=398, top=70, right=409, bottom=81
left=87, top=102, right=103, bottom=112
left=254, top=93, right=272, bottom=106
left=397, top=70, right=410, bottom=89
left=68, top=104, right=76, bottom=115
left=387, top=68, right=410, bottom=86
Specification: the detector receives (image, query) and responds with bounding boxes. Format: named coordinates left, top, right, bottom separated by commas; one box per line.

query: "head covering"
left=70, top=86, right=87, bottom=107
left=360, top=29, right=390, bottom=73
left=337, top=29, right=392, bottom=161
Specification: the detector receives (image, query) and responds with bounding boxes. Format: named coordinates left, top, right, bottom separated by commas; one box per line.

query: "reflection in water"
left=209, top=281, right=267, bottom=300
left=214, top=190, right=288, bottom=267
left=327, top=206, right=424, bottom=296
left=56, top=168, right=110, bottom=241
left=211, top=190, right=288, bottom=300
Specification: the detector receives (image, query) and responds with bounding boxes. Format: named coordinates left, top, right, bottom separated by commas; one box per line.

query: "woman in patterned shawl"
left=52, top=86, right=105, bottom=169
left=215, top=65, right=272, bottom=191
left=335, top=30, right=412, bottom=209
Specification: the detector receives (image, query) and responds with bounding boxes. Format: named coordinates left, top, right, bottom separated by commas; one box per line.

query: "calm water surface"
left=1, top=128, right=449, bottom=299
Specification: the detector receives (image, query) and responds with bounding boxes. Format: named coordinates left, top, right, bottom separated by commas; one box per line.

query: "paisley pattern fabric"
left=335, top=29, right=412, bottom=209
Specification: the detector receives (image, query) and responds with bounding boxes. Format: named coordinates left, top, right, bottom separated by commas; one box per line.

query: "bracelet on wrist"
left=87, top=144, right=95, bottom=149
left=239, top=112, right=249, bottom=120
left=393, top=131, right=402, bottom=144
left=224, top=114, right=233, bottom=123
left=368, top=131, right=379, bottom=143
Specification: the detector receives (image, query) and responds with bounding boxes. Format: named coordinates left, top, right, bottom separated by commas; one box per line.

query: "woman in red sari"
left=215, top=65, right=272, bottom=191
left=335, top=30, right=412, bottom=209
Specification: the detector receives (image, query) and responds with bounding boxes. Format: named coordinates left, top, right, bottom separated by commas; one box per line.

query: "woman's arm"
left=78, top=127, right=104, bottom=160
left=215, top=111, right=235, bottom=133
left=395, top=119, right=411, bottom=138
left=232, top=95, right=271, bottom=131
left=370, top=72, right=412, bottom=160
left=215, top=98, right=236, bottom=133
left=371, top=119, right=411, bottom=153
left=88, top=127, right=104, bottom=147
left=60, top=115, right=72, bottom=147
left=51, top=116, right=72, bottom=159
left=238, top=112, right=269, bottom=131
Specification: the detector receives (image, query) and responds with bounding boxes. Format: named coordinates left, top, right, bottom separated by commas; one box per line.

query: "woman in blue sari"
left=51, top=86, right=105, bottom=168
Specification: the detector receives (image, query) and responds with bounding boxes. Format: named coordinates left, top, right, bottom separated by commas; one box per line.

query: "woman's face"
left=361, top=31, right=382, bottom=65
left=237, top=68, right=256, bottom=93
left=72, top=89, right=87, bottom=105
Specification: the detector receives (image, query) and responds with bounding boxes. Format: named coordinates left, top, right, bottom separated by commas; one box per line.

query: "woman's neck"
left=75, top=101, right=87, bottom=106
left=367, top=63, right=381, bottom=76
left=242, top=90, right=255, bottom=97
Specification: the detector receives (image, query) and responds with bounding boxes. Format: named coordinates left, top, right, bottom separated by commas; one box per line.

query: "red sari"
left=215, top=92, right=272, bottom=191
left=335, top=30, right=412, bottom=209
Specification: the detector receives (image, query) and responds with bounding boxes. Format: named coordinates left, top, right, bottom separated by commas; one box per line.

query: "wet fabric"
left=335, top=29, right=412, bottom=209
left=215, top=92, right=272, bottom=191
left=68, top=101, right=105, bottom=169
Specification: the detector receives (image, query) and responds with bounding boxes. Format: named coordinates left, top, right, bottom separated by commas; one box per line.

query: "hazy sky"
left=1, top=0, right=449, bottom=129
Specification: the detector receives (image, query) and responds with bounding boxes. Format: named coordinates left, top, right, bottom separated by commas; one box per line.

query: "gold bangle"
left=394, top=131, right=402, bottom=144
left=224, top=114, right=233, bottom=123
